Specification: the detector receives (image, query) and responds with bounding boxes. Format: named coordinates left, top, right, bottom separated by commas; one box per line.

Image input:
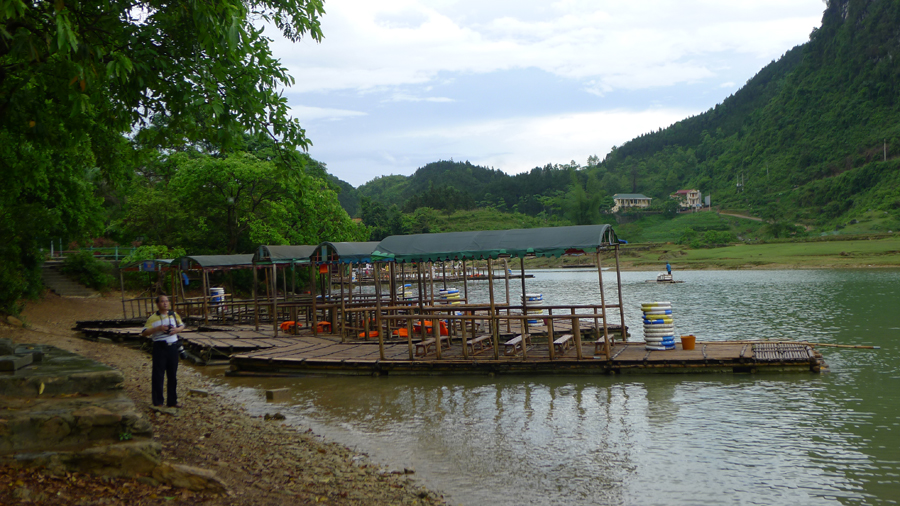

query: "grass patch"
left=615, top=234, right=900, bottom=269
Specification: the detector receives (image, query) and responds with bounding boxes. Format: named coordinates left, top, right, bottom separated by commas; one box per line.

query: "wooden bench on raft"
left=415, top=336, right=451, bottom=357
left=553, top=334, right=574, bottom=354
left=503, top=334, right=532, bottom=356
left=466, top=334, right=493, bottom=355
left=594, top=337, right=611, bottom=355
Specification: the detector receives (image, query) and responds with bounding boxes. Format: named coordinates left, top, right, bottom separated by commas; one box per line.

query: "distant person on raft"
left=666, top=262, right=672, bottom=275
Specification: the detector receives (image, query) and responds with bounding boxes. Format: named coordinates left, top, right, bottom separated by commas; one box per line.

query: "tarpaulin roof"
left=372, top=224, right=620, bottom=263
left=311, top=242, right=381, bottom=264
left=172, top=254, right=255, bottom=270
left=254, top=245, right=317, bottom=264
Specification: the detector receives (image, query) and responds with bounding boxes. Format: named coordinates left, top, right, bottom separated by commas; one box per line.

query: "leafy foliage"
left=61, top=251, right=114, bottom=291
left=119, top=151, right=367, bottom=253
left=0, top=0, right=326, bottom=311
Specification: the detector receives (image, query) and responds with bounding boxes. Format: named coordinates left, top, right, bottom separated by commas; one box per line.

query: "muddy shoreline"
left=1, top=293, right=448, bottom=505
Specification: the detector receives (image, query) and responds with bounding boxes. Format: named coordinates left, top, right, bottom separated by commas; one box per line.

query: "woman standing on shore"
left=140, top=295, right=185, bottom=408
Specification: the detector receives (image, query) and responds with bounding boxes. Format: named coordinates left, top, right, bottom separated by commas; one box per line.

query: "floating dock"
left=75, top=322, right=825, bottom=374
left=227, top=337, right=826, bottom=376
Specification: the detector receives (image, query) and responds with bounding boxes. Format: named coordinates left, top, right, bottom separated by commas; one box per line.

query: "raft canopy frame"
left=173, top=254, right=256, bottom=271
left=170, top=254, right=256, bottom=324
left=309, top=241, right=382, bottom=264
left=253, top=245, right=318, bottom=265
left=117, top=258, right=174, bottom=273
left=370, top=224, right=625, bottom=361
left=372, top=224, right=621, bottom=263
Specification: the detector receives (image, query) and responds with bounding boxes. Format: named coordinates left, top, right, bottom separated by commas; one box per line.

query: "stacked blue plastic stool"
left=642, top=302, right=675, bottom=350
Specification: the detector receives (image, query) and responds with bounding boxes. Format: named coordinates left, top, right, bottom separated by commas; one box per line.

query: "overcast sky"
left=268, top=1, right=826, bottom=187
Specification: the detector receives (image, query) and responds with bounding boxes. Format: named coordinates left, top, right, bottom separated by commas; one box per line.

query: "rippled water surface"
left=210, top=269, right=900, bottom=505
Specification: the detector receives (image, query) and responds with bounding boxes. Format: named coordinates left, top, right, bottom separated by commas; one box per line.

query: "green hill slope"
left=341, top=0, right=900, bottom=238
left=593, top=0, right=900, bottom=231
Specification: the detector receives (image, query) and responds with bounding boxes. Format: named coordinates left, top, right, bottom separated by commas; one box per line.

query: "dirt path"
left=718, top=211, right=814, bottom=231
left=717, top=211, right=763, bottom=222
left=1, top=292, right=447, bottom=505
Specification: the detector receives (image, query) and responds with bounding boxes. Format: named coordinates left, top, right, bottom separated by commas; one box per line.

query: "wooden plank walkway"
left=77, top=322, right=825, bottom=374
left=228, top=338, right=826, bottom=376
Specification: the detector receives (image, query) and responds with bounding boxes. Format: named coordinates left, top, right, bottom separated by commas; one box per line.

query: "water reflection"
left=202, top=269, right=900, bottom=505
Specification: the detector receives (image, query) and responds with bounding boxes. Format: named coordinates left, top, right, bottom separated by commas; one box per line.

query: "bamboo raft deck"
left=75, top=322, right=826, bottom=374
left=77, top=323, right=304, bottom=364
left=228, top=337, right=827, bottom=376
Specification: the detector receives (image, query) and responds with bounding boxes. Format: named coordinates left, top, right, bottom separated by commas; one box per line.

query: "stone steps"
left=0, top=339, right=227, bottom=492
left=0, top=392, right=153, bottom=454
left=41, top=261, right=100, bottom=298
left=0, top=341, right=125, bottom=397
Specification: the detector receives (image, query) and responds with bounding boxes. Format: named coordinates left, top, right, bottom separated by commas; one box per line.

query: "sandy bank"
left=0, top=293, right=447, bottom=506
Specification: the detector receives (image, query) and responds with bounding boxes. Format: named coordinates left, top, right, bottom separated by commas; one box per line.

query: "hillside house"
left=611, top=193, right=652, bottom=213
left=670, top=189, right=702, bottom=209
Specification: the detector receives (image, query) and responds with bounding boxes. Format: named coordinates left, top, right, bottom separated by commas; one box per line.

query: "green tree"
left=121, top=152, right=365, bottom=253
left=0, top=0, right=325, bottom=312
left=558, top=172, right=605, bottom=225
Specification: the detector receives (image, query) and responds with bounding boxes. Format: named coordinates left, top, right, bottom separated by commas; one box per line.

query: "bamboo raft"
left=75, top=322, right=826, bottom=374
left=227, top=337, right=827, bottom=376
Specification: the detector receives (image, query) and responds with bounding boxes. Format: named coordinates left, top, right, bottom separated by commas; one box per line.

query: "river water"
left=206, top=269, right=900, bottom=505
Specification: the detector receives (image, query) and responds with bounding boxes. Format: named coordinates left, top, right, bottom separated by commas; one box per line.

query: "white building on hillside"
left=612, top=193, right=652, bottom=213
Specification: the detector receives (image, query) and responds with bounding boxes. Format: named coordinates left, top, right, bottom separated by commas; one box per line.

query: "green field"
left=615, top=234, right=900, bottom=270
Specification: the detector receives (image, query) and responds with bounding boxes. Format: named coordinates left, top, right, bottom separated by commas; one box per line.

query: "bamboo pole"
left=596, top=250, right=611, bottom=359
left=462, top=259, right=469, bottom=305
left=272, top=263, right=278, bottom=335
left=429, top=262, right=435, bottom=306
left=178, top=267, right=186, bottom=306
left=340, top=263, right=346, bottom=343
left=417, top=263, right=426, bottom=342
left=572, top=309, right=583, bottom=360
left=724, top=340, right=880, bottom=349
left=253, top=265, right=259, bottom=330
left=614, top=245, right=626, bottom=340
left=433, top=311, right=442, bottom=360
left=504, top=258, right=511, bottom=333
left=310, top=264, right=318, bottom=336
left=547, top=309, right=555, bottom=360
left=519, top=257, right=528, bottom=360
left=388, top=262, right=396, bottom=338
left=406, top=310, right=414, bottom=360
left=461, top=304, right=469, bottom=359
left=487, top=258, right=499, bottom=359
left=289, top=261, right=297, bottom=334
left=169, top=267, right=176, bottom=304
left=119, top=270, right=126, bottom=319
left=375, top=262, right=385, bottom=360
left=201, top=268, right=209, bottom=325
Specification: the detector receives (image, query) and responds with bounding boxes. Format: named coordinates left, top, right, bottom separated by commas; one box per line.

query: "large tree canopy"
left=0, top=0, right=326, bottom=312
left=120, top=151, right=367, bottom=254
left=1, top=0, right=323, bottom=150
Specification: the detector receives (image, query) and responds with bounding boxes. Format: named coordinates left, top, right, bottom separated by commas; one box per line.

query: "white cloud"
left=273, top=0, right=823, bottom=94
left=411, top=108, right=694, bottom=172
left=383, top=93, right=455, bottom=103
left=290, top=105, right=366, bottom=122
left=309, top=107, right=693, bottom=185
left=273, top=1, right=826, bottom=186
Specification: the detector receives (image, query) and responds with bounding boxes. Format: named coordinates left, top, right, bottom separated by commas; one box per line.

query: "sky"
left=267, top=0, right=826, bottom=187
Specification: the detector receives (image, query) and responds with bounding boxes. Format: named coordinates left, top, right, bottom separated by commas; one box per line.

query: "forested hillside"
left=346, top=0, right=900, bottom=237
left=590, top=0, right=900, bottom=227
